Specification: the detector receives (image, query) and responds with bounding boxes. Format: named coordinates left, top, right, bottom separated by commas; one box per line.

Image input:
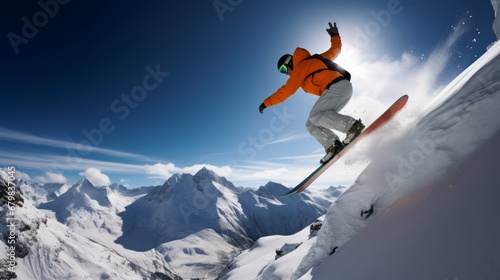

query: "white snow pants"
left=306, top=79, right=356, bottom=150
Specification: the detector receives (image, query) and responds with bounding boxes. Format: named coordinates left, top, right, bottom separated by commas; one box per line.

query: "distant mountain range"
left=1, top=167, right=343, bottom=279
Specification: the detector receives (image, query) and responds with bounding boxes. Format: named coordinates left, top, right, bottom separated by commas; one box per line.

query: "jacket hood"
left=292, top=47, right=312, bottom=65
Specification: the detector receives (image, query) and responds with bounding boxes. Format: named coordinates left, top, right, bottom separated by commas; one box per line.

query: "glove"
left=326, top=22, right=339, bottom=37
left=259, top=102, right=267, bottom=114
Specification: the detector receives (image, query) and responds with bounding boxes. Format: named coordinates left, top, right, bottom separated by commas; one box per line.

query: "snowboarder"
left=259, top=22, right=364, bottom=164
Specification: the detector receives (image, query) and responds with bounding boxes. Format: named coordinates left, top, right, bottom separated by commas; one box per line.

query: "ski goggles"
left=279, top=64, right=289, bottom=74
left=278, top=55, right=292, bottom=74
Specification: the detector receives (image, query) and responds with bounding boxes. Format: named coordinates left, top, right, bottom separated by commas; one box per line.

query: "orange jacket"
left=263, top=36, right=344, bottom=107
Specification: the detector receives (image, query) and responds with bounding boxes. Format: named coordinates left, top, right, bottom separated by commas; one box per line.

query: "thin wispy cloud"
left=263, top=132, right=310, bottom=146
left=0, top=127, right=158, bottom=162
left=0, top=146, right=356, bottom=188
left=272, top=154, right=322, bottom=161
left=0, top=150, right=145, bottom=174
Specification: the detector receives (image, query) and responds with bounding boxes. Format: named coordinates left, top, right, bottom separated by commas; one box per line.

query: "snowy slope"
left=221, top=222, right=320, bottom=280
left=310, top=126, right=500, bottom=279
left=223, top=26, right=500, bottom=280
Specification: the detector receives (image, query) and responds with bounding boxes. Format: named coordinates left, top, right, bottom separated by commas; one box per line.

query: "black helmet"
left=277, top=54, right=293, bottom=72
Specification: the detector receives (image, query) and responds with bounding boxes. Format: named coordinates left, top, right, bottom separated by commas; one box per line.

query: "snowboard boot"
left=343, top=119, right=365, bottom=145
left=320, top=139, right=345, bottom=164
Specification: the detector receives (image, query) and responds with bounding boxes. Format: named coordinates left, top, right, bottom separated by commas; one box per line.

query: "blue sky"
left=0, top=0, right=496, bottom=188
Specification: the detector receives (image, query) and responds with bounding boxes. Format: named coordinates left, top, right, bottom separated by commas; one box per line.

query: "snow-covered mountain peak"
left=76, top=177, right=96, bottom=188
left=164, top=172, right=182, bottom=187
left=193, top=167, right=239, bottom=192
left=116, top=169, right=251, bottom=250
left=148, top=171, right=212, bottom=202
left=70, top=178, right=111, bottom=207
left=194, top=166, right=217, bottom=178
left=255, top=181, right=289, bottom=198
left=38, top=178, right=113, bottom=224
left=150, top=168, right=239, bottom=203
left=108, top=182, right=127, bottom=192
